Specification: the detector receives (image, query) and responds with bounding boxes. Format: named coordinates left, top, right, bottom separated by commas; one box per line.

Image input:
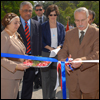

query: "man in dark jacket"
left=32, top=4, right=48, bottom=89
left=17, top=1, right=42, bottom=99
left=32, top=4, right=48, bottom=24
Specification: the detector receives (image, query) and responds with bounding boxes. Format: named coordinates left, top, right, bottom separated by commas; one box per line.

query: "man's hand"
left=71, top=58, right=82, bottom=69
left=65, top=65, right=72, bottom=75
left=65, top=54, right=72, bottom=75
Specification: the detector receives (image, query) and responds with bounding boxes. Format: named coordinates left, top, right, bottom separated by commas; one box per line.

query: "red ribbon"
left=57, top=57, right=72, bottom=90
left=57, top=63, right=62, bottom=89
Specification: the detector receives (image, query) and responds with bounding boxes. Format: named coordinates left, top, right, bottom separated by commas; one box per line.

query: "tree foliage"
left=77, top=1, right=99, bottom=25
left=1, top=1, right=34, bottom=20
left=1, top=1, right=99, bottom=26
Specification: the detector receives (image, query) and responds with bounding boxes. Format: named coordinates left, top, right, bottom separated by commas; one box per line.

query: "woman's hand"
left=57, top=45, right=61, bottom=49
left=45, top=45, right=55, bottom=51
left=15, top=63, right=29, bottom=71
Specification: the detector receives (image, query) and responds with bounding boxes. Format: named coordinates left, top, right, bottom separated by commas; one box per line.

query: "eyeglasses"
left=35, top=9, right=42, bottom=11
left=75, top=18, right=87, bottom=23
left=49, top=14, right=57, bottom=16
left=21, top=9, right=33, bottom=13
left=13, top=22, right=21, bottom=25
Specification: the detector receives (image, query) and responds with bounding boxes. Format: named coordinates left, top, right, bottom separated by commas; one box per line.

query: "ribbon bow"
left=56, top=57, right=73, bottom=99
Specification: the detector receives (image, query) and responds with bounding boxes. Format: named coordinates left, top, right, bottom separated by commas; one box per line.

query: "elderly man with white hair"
left=58, top=7, right=99, bottom=99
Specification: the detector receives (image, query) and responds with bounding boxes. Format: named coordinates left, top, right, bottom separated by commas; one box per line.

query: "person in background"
left=32, top=4, right=48, bottom=24
left=69, top=24, right=74, bottom=29
left=41, top=4, right=65, bottom=99
left=17, top=1, right=42, bottom=99
left=32, top=4, right=48, bottom=89
left=58, top=7, right=99, bottom=99
left=88, top=10, right=97, bottom=27
left=1, top=13, right=29, bottom=99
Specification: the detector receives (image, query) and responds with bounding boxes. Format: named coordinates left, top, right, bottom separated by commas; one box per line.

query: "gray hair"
left=20, top=1, right=33, bottom=9
left=74, top=7, right=89, bottom=18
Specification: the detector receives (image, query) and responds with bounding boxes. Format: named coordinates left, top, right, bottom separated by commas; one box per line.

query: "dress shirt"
left=78, top=24, right=89, bottom=38
left=37, top=15, right=44, bottom=23
left=20, top=16, right=31, bottom=35
left=20, top=16, right=31, bottom=54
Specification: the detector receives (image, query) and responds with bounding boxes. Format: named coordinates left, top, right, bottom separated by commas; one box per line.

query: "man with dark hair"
left=32, top=4, right=48, bottom=24
left=88, top=10, right=97, bottom=27
left=32, top=4, right=48, bottom=89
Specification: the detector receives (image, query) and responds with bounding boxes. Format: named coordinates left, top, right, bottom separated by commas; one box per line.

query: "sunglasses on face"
left=49, top=14, right=57, bottom=16
left=35, top=9, right=42, bottom=11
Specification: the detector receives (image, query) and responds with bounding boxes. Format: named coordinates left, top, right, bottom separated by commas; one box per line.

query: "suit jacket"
left=41, top=21, right=65, bottom=52
left=32, top=15, right=48, bottom=24
left=58, top=25, right=99, bottom=93
left=1, top=30, right=26, bottom=79
left=17, top=18, right=42, bottom=56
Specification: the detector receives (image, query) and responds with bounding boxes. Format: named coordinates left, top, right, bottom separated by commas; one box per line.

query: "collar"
left=79, top=24, right=89, bottom=33
left=20, top=16, right=31, bottom=26
left=37, top=15, right=44, bottom=20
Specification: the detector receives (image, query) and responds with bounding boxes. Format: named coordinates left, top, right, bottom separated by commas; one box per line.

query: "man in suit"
left=32, top=4, right=48, bottom=24
left=32, top=4, right=48, bottom=89
left=88, top=10, right=97, bottom=27
left=58, top=7, right=99, bottom=99
left=17, top=1, right=42, bottom=99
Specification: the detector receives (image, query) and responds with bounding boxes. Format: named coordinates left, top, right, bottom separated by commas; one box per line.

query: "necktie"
left=25, top=21, right=31, bottom=54
left=79, top=31, right=84, bottom=44
left=40, top=17, right=42, bottom=24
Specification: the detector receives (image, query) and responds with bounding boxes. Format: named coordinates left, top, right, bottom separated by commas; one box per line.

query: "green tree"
left=1, top=1, right=34, bottom=20
left=55, top=1, right=76, bottom=11
left=55, top=1, right=76, bottom=26
left=77, top=1, right=99, bottom=26
left=1, top=1, right=99, bottom=27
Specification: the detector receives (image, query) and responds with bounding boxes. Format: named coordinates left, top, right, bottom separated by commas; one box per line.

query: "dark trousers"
left=41, top=64, right=57, bottom=99
left=21, top=67, right=35, bottom=99
left=41, top=51, right=57, bottom=99
left=34, top=68, right=42, bottom=87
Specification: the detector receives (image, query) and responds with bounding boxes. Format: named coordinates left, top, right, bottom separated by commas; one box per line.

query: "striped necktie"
left=79, top=31, right=84, bottom=44
left=25, top=21, right=31, bottom=54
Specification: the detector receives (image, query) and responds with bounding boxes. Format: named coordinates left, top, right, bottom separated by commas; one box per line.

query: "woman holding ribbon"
left=41, top=5, right=65, bottom=99
left=1, top=13, right=29, bottom=99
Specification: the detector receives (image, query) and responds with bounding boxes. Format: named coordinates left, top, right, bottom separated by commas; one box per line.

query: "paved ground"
left=18, top=80, right=69, bottom=99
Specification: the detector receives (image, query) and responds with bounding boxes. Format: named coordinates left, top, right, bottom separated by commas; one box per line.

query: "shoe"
left=34, top=85, right=39, bottom=89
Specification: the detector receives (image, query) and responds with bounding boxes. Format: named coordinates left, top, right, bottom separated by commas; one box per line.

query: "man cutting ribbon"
left=1, top=52, right=99, bottom=99
left=58, top=7, right=99, bottom=99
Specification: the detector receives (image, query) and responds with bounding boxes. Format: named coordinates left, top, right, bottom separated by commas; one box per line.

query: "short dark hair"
left=35, top=4, right=43, bottom=10
left=46, top=4, right=60, bottom=18
left=88, top=10, right=95, bottom=19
